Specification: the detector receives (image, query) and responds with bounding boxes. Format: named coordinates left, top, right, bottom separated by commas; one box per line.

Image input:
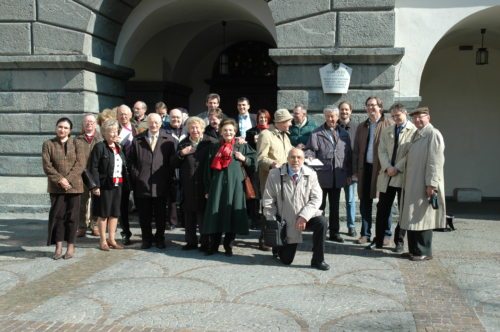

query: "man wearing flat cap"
left=256, top=108, right=294, bottom=250
left=399, top=107, right=446, bottom=261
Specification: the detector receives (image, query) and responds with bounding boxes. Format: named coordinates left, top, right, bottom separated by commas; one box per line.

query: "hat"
left=410, top=107, right=430, bottom=116
left=273, top=109, right=293, bottom=123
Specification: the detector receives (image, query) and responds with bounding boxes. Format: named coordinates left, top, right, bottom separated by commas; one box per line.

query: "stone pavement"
left=0, top=203, right=499, bottom=332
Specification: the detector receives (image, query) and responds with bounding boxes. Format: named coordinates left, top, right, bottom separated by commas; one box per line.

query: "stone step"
left=0, top=204, right=50, bottom=214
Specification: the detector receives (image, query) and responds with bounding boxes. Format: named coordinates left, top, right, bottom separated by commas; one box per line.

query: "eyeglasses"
left=366, top=104, right=378, bottom=107
left=412, top=114, right=429, bottom=119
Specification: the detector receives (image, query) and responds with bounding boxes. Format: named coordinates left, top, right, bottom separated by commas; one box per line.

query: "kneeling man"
left=262, top=148, right=330, bottom=271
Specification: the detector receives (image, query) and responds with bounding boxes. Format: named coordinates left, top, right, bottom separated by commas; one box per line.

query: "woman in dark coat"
left=202, top=118, right=256, bottom=256
left=244, top=109, right=272, bottom=229
left=172, top=116, right=217, bottom=251
left=42, top=117, right=85, bottom=260
left=89, top=119, right=127, bottom=251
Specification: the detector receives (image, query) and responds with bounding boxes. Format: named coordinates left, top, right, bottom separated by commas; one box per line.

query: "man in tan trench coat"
left=400, top=107, right=446, bottom=261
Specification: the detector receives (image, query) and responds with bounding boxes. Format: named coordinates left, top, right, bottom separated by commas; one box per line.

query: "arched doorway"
left=114, top=0, right=277, bottom=113
left=419, top=6, right=500, bottom=198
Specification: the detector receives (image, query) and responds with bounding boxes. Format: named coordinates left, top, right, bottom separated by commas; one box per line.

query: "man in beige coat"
left=263, top=148, right=329, bottom=271
left=400, top=107, right=446, bottom=261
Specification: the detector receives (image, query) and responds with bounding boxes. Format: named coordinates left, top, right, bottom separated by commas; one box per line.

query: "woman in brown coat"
left=42, top=117, right=85, bottom=260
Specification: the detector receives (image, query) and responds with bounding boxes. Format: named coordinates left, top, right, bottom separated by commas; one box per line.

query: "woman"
left=202, top=118, right=256, bottom=256
left=88, top=119, right=127, bottom=251
left=42, top=117, right=85, bottom=260
left=244, top=109, right=272, bottom=229
left=173, top=117, right=217, bottom=251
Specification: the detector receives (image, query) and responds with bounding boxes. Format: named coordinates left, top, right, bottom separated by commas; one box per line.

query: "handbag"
left=263, top=173, right=287, bottom=247
left=82, top=169, right=97, bottom=190
left=240, top=163, right=256, bottom=199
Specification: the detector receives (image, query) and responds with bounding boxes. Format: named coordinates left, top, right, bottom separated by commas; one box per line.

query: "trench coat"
left=400, top=124, right=446, bottom=231
left=201, top=141, right=256, bottom=235
left=262, top=164, right=323, bottom=244
left=376, top=121, right=417, bottom=193
left=305, top=124, right=352, bottom=189
left=353, top=116, right=393, bottom=198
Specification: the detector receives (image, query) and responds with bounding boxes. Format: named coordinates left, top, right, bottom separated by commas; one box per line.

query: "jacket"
left=128, top=130, right=175, bottom=197
left=75, top=131, right=103, bottom=167
left=88, top=141, right=128, bottom=190
left=305, top=124, right=352, bottom=189
left=42, top=137, right=85, bottom=194
left=289, top=117, right=317, bottom=147
left=400, top=124, right=446, bottom=231
left=376, top=121, right=417, bottom=193
left=262, top=164, right=323, bottom=244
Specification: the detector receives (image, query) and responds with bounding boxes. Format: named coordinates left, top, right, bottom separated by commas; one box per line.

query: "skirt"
left=92, top=186, right=122, bottom=218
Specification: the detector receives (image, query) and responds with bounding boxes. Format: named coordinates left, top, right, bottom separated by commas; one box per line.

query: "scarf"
left=257, top=123, right=269, bottom=130
left=210, top=139, right=235, bottom=170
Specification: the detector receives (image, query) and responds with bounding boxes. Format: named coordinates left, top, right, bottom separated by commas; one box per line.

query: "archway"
left=419, top=6, right=500, bottom=198
left=114, top=0, right=277, bottom=113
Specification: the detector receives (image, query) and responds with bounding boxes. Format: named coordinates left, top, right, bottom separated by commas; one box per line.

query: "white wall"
left=420, top=45, right=500, bottom=197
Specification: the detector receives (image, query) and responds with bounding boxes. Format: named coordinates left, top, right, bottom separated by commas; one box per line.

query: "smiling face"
left=206, top=97, right=220, bottom=111
left=258, top=113, right=268, bottom=126
left=339, top=102, right=352, bottom=122
left=391, top=110, right=407, bottom=126
left=365, top=98, right=382, bottom=123
left=82, top=115, right=96, bottom=134
left=117, top=106, right=132, bottom=126
left=103, top=126, right=119, bottom=145
left=237, top=100, right=250, bottom=115
left=287, top=148, right=305, bottom=172
left=147, top=114, right=161, bottom=135
left=221, top=123, right=236, bottom=142
left=188, top=122, right=203, bottom=140
left=324, top=111, right=339, bottom=128
left=169, top=109, right=183, bottom=129
left=412, top=113, right=430, bottom=129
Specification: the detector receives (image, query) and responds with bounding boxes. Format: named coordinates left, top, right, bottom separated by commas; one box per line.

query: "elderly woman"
left=172, top=116, right=217, bottom=251
left=42, top=117, right=85, bottom=260
left=202, top=118, right=256, bottom=256
left=88, top=119, right=127, bottom=251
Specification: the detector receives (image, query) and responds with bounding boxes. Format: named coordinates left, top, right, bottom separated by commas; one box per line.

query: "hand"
left=387, top=167, right=398, bottom=177
left=180, top=145, right=194, bottom=156
left=234, top=151, right=246, bottom=162
left=92, top=188, right=101, bottom=196
left=271, top=161, right=281, bottom=169
left=236, top=137, right=246, bottom=144
left=295, top=216, right=307, bottom=231
left=426, top=186, right=436, bottom=198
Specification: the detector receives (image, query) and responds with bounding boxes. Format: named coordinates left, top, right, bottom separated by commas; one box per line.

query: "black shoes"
left=311, top=261, right=330, bottom=271
left=120, top=232, right=132, bottom=245
left=224, top=246, right=233, bottom=257
left=156, top=240, right=166, bottom=249
left=141, top=241, right=152, bottom=249
left=329, top=234, right=344, bottom=243
left=347, top=228, right=357, bottom=237
left=365, top=241, right=382, bottom=250
left=182, top=243, right=198, bottom=251
left=410, top=255, right=432, bottom=261
left=394, top=243, right=404, bottom=253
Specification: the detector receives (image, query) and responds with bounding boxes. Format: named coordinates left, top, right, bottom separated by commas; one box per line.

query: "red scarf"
left=257, top=124, right=269, bottom=130
left=210, top=139, right=235, bottom=170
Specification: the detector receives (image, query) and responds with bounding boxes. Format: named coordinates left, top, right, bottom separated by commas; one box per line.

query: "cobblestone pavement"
left=0, top=208, right=498, bottom=331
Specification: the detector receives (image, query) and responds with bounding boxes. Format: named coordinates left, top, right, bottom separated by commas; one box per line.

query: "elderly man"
left=306, top=106, right=352, bottom=243
left=132, top=100, right=148, bottom=133
left=75, top=113, right=102, bottom=237
left=257, top=108, right=294, bottom=250
left=234, top=97, right=256, bottom=138
left=353, top=96, right=393, bottom=244
left=263, top=148, right=329, bottom=271
left=368, top=103, right=416, bottom=251
left=400, top=107, right=446, bottom=261
left=290, top=104, right=316, bottom=148
left=129, top=113, right=175, bottom=249
left=116, top=104, right=136, bottom=245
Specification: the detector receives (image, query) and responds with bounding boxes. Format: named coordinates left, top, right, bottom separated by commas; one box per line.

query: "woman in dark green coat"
left=202, top=118, right=256, bottom=256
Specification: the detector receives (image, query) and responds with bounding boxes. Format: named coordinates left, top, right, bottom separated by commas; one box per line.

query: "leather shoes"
left=394, top=243, right=404, bottom=253
left=63, top=252, right=73, bottom=260
left=356, top=236, right=370, bottom=244
left=53, top=252, right=64, bottom=260
left=365, top=241, right=382, bottom=250
left=76, top=228, right=86, bottom=238
left=410, top=255, right=433, bottom=261
left=99, top=242, right=110, bottom=251
left=329, top=234, right=344, bottom=243
left=156, top=240, right=166, bottom=249
left=400, top=252, right=413, bottom=259
left=347, top=228, right=357, bottom=237
left=107, top=240, right=124, bottom=250
left=224, top=247, right=233, bottom=257
left=311, top=261, right=330, bottom=271
left=182, top=243, right=198, bottom=251
left=258, top=238, right=272, bottom=251
left=141, top=242, right=152, bottom=249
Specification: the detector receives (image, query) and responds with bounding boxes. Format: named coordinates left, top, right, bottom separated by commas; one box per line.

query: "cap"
left=410, top=107, right=430, bottom=116
left=273, top=108, right=293, bottom=123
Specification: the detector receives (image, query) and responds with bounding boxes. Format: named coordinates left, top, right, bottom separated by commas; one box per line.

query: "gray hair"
left=117, top=104, right=132, bottom=115
left=147, top=113, right=162, bottom=124
left=101, top=119, right=119, bottom=134
left=323, top=106, right=340, bottom=116
left=185, top=116, right=206, bottom=133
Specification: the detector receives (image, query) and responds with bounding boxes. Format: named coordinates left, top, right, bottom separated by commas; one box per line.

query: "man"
left=116, top=104, right=136, bottom=245
left=263, top=148, right=330, bottom=271
left=204, top=108, right=223, bottom=140
left=337, top=101, right=358, bottom=237
left=75, top=114, right=102, bottom=237
left=400, top=107, right=445, bottom=261
left=289, top=104, right=316, bottom=148
left=163, top=108, right=187, bottom=229
left=353, top=96, right=393, bottom=244
left=306, top=107, right=352, bottom=243
left=257, top=108, right=294, bottom=251
left=129, top=113, right=175, bottom=249
left=369, top=103, right=416, bottom=251
left=132, top=100, right=148, bottom=133
left=196, top=93, right=226, bottom=125
left=234, top=97, right=256, bottom=138
left=155, top=101, right=169, bottom=128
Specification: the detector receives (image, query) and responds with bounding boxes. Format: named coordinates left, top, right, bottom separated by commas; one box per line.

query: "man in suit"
left=234, top=97, right=256, bottom=139
left=129, top=113, right=175, bottom=249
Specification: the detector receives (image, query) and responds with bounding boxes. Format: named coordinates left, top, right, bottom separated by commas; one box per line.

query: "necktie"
left=292, top=174, right=298, bottom=185
left=390, top=126, right=400, bottom=166
left=150, top=135, right=157, bottom=151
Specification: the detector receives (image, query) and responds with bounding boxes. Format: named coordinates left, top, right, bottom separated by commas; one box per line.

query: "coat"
left=172, top=135, right=216, bottom=212
left=256, top=125, right=293, bottom=193
left=75, top=131, right=103, bottom=167
left=353, top=116, right=393, bottom=198
left=305, top=124, right=352, bottom=189
left=400, top=124, right=446, bottom=231
left=88, top=141, right=128, bottom=190
left=128, top=130, right=175, bottom=198
left=262, top=164, right=323, bottom=244
left=42, top=137, right=85, bottom=194
left=376, top=121, right=417, bottom=193
left=289, top=117, right=317, bottom=147
left=202, top=142, right=256, bottom=235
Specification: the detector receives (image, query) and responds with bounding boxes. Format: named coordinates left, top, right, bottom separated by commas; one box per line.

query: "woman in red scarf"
left=202, top=118, right=256, bottom=256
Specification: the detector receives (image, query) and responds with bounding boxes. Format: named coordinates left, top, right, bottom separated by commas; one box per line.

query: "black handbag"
left=82, top=169, right=97, bottom=190
left=263, top=173, right=287, bottom=247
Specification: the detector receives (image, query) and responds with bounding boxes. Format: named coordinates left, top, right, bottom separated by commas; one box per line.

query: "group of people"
left=41, top=93, right=446, bottom=269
